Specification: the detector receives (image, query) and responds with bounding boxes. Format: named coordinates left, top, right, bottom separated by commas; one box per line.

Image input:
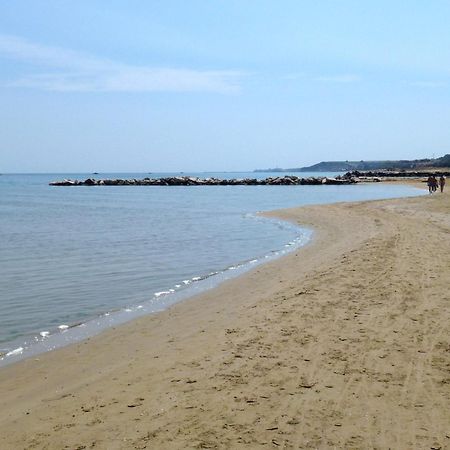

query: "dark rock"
left=49, top=175, right=359, bottom=187
left=344, top=169, right=450, bottom=179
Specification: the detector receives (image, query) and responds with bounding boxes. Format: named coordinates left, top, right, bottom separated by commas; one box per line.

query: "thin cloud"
left=0, top=34, right=242, bottom=93
left=315, top=74, right=361, bottom=83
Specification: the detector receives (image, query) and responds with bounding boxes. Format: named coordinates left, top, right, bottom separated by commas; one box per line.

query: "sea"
left=0, top=172, right=424, bottom=366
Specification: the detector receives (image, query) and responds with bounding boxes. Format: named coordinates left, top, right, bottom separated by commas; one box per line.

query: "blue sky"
left=1, top=1, right=450, bottom=172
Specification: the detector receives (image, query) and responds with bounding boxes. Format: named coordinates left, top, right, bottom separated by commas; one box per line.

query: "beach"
left=1, top=190, right=449, bottom=449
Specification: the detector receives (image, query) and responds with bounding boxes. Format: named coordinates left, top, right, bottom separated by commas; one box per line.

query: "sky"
left=1, top=1, right=450, bottom=172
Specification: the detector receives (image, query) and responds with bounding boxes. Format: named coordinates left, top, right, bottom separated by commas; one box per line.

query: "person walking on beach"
left=427, top=175, right=435, bottom=194
left=433, top=175, right=439, bottom=192
left=439, top=175, right=446, bottom=192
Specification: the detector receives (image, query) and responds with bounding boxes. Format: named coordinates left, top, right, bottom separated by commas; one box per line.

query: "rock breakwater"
left=49, top=175, right=358, bottom=187
left=345, top=169, right=450, bottom=178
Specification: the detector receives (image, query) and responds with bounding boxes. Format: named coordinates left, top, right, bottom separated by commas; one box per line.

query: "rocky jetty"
left=345, top=169, right=450, bottom=178
left=49, top=175, right=358, bottom=187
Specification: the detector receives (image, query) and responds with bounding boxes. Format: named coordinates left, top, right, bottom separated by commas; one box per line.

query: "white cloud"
left=315, top=74, right=361, bottom=83
left=0, top=34, right=242, bottom=93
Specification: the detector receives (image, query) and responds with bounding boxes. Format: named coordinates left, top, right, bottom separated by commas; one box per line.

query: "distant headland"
left=254, top=154, right=450, bottom=173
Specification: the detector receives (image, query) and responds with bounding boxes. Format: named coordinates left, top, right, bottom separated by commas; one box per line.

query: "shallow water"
left=0, top=172, right=423, bottom=364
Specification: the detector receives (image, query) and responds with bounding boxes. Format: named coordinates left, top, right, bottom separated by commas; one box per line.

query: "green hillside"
left=254, top=154, right=450, bottom=172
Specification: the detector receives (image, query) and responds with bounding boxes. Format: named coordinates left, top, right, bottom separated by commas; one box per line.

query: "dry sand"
left=1, top=190, right=449, bottom=449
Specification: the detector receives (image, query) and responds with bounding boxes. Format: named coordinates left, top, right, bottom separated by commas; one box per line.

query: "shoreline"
left=0, top=215, right=312, bottom=368
left=1, top=189, right=449, bottom=448
left=0, top=182, right=422, bottom=367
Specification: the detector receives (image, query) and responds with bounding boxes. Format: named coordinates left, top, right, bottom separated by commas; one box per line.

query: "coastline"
left=0, top=215, right=312, bottom=367
left=1, top=190, right=449, bottom=449
left=0, top=180, right=421, bottom=366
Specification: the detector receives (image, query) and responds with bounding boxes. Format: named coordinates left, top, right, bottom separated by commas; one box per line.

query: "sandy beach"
left=1, top=189, right=449, bottom=449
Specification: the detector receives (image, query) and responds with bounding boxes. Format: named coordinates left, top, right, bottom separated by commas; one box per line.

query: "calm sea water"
left=0, top=172, right=424, bottom=365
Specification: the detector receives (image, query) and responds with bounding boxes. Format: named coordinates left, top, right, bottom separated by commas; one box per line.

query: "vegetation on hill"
left=254, top=154, right=450, bottom=172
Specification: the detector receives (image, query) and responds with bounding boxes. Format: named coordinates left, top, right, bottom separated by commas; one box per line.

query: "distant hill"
left=254, top=154, right=450, bottom=172
left=433, top=154, right=450, bottom=167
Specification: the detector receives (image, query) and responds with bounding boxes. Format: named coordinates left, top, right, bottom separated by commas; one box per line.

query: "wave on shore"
left=0, top=216, right=312, bottom=367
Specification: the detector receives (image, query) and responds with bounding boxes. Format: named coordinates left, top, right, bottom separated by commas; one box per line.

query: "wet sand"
left=1, top=190, right=449, bottom=449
